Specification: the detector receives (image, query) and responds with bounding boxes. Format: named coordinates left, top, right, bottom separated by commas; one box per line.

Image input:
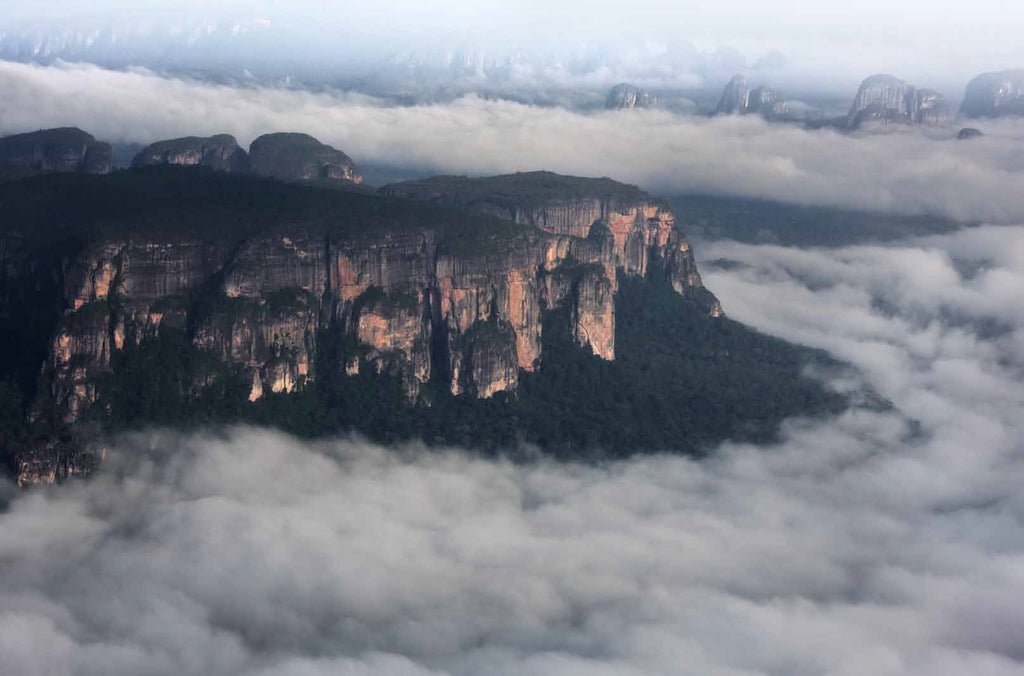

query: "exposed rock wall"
left=18, top=175, right=718, bottom=431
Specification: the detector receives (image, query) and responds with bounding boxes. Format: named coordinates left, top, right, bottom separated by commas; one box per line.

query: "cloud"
left=3, top=61, right=1024, bottom=223
left=3, top=224, right=1024, bottom=675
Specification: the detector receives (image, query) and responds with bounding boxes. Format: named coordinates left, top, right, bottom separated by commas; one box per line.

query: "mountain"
left=961, top=69, right=1024, bottom=118
left=715, top=75, right=786, bottom=118
left=0, top=165, right=844, bottom=483
left=0, top=127, right=114, bottom=179
left=131, top=134, right=249, bottom=172
left=846, top=75, right=950, bottom=129
left=605, top=84, right=656, bottom=110
left=248, top=133, right=362, bottom=184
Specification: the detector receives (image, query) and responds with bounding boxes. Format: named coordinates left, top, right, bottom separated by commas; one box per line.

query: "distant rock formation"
left=957, top=127, right=984, bottom=140
left=131, top=134, right=249, bottom=172
left=847, top=75, right=950, bottom=129
left=605, top=83, right=656, bottom=110
left=961, top=69, right=1024, bottom=118
left=0, top=128, right=114, bottom=179
left=715, top=75, right=787, bottom=118
left=248, top=133, right=362, bottom=183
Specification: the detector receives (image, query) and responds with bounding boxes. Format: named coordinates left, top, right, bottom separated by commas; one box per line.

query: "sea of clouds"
left=3, top=61, right=1024, bottom=223
left=2, top=224, right=1023, bottom=675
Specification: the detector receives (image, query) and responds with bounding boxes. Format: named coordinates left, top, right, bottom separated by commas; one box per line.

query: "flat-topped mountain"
left=0, top=127, right=114, bottom=179
left=248, top=132, right=362, bottom=183
left=847, top=75, right=950, bottom=128
left=0, top=165, right=842, bottom=482
left=131, top=134, right=249, bottom=172
left=961, top=69, right=1024, bottom=118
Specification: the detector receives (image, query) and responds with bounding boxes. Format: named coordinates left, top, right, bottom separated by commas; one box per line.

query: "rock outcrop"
left=5, top=169, right=717, bottom=455
left=0, top=128, right=114, bottom=179
left=131, top=134, right=249, bottom=172
left=606, top=83, right=656, bottom=110
left=961, top=69, right=1024, bottom=118
left=715, top=75, right=787, bottom=118
left=846, top=75, right=950, bottom=129
left=248, top=132, right=362, bottom=183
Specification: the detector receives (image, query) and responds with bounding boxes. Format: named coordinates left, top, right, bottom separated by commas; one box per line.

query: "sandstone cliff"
left=249, top=133, right=363, bottom=184
left=131, top=134, right=249, bottom=172
left=0, top=128, right=114, bottom=179
left=961, top=69, right=1024, bottom=118
left=1, top=167, right=720, bottom=483
left=847, top=75, right=950, bottom=129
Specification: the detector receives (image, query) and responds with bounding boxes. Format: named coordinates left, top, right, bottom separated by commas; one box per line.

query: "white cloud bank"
left=3, top=225, right=1024, bottom=675
left=3, top=61, right=1024, bottom=223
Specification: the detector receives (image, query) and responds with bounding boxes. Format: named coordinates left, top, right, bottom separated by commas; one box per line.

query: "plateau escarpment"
left=0, top=127, right=114, bottom=179
left=846, top=75, right=950, bottom=129
left=2, top=167, right=742, bottom=482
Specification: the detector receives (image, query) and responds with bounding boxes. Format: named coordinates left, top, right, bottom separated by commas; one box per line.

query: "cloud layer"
left=3, top=61, right=1024, bottom=223
left=3, top=225, right=1024, bottom=675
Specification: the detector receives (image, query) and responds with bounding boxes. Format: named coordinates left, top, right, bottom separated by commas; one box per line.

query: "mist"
left=3, top=60, right=1024, bottom=224
left=3, top=224, right=1024, bottom=675
left=2, top=1, right=1023, bottom=98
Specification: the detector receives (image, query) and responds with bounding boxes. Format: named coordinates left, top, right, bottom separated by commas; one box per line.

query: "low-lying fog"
left=3, top=225, right=1023, bottom=676
left=3, top=60, right=1024, bottom=223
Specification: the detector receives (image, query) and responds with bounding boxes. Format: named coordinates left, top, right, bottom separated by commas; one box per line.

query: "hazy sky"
left=2, top=1, right=1023, bottom=96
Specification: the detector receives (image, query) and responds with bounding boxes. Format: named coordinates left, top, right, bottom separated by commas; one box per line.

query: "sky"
left=3, top=224, right=1024, bottom=675
left=1, top=1, right=1023, bottom=97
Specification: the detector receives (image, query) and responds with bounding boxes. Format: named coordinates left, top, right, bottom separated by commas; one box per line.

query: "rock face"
left=131, top=134, right=249, bottom=172
left=248, top=133, right=362, bottom=183
left=5, top=170, right=718, bottom=470
left=847, top=75, right=950, bottom=129
left=606, top=83, right=656, bottom=110
left=0, top=128, right=114, bottom=179
left=715, top=75, right=787, bottom=119
left=961, top=69, right=1024, bottom=118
